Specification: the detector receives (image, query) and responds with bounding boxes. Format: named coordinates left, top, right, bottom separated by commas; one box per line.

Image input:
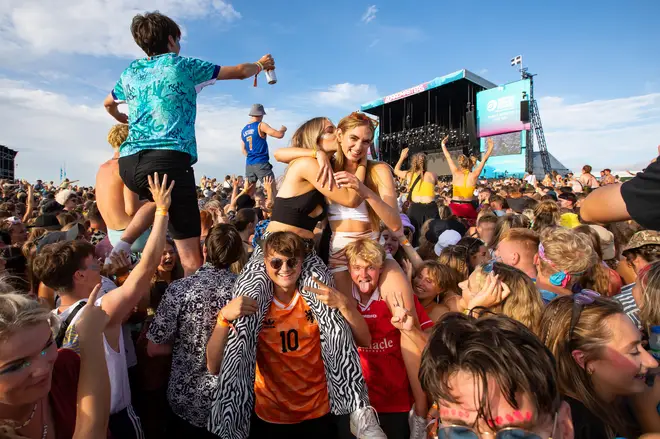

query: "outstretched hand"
left=400, top=148, right=409, bottom=159
left=148, top=173, right=175, bottom=210
left=487, top=137, right=494, bottom=150
left=441, top=136, right=449, bottom=147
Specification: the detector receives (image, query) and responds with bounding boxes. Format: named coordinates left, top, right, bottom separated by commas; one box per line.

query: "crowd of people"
left=2, top=9, right=660, bottom=439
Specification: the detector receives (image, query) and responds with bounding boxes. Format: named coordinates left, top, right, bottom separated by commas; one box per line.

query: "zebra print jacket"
left=208, top=245, right=369, bottom=438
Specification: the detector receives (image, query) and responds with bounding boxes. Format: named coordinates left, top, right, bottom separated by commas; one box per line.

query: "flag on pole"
left=510, top=55, right=522, bottom=66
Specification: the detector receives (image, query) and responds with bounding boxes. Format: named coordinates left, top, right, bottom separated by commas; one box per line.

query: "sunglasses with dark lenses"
left=568, top=289, right=600, bottom=340
left=268, top=257, right=298, bottom=270
left=437, top=425, right=543, bottom=439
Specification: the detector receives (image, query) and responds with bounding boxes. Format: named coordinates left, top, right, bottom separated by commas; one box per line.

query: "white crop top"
left=327, top=201, right=370, bottom=222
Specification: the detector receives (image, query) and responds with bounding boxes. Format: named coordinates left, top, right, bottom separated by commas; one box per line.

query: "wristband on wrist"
left=217, top=310, right=236, bottom=332
left=156, top=208, right=169, bottom=217
left=312, top=147, right=318, bottom=159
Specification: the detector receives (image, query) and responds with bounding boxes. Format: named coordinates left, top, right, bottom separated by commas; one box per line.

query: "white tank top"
left=327, top=201, right=370, bottom=222
left=103, top=327, right=132, bottom=414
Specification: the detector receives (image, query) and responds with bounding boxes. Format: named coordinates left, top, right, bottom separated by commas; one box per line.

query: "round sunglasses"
left=268, top=257, right=298, bottom=270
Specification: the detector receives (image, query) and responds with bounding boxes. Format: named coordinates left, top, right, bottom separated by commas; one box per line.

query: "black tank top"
left=270, top=190, right=327, bottom=232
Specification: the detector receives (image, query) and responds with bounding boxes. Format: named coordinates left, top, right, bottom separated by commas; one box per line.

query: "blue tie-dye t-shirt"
left=111, top=53, right=220, bottom=164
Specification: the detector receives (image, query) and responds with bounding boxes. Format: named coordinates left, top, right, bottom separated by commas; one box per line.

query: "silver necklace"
left=40, top=400, right=48, bottom=439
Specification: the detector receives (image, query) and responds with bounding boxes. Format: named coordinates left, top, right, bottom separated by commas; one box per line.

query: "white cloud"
left=0, top=0, right=241, bottom=59
left=0, top=79, right=307, bottom=185
left=313, top=83, right=380, bottom=110
left=361, top=5, right=378, bottom=23
left=537, top=93, right=660, bottom=170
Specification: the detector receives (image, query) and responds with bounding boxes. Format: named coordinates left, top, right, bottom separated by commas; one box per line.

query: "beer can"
left=265, top=69, right=277, bottom=85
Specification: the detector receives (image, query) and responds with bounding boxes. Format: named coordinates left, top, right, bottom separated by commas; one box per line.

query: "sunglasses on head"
left=268, top=257, right=298, bottom=270
left=434, top=412, right=557, bottom=439
left=568, top=289, right=600, bottom=340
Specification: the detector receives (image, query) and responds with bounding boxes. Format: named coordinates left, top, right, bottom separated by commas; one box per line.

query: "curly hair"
left=107, top=124, right=129, bottom=149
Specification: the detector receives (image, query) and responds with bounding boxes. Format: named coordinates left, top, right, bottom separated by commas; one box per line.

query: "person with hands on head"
left=103, top=10, right=275, bottom=276
left=241, top=103, right=286, bottom=184
left=441, top=135, right=494, bottom=224
left=393, top=147, right=439, bottom=246
left=31, top=172, right=173, bottom=439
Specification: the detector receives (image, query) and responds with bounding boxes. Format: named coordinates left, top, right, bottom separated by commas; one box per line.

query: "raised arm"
left=100, top=173, right=172, bottom=326
left=393, top=148, right=410, bottom=180
left=72, top=285, right=111, bottom=439
left=217, top=54, right=275, bottom=81
left=473, top=137, right=495, bottom=177
left=440, top=136, right=458, bottom=175
left=260, top=122, right=287, bottom=140
left=22, top=183, right=35, bottom=223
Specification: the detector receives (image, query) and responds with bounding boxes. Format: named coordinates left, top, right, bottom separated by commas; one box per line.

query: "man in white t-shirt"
left=33, top=178, right=171, bottom=439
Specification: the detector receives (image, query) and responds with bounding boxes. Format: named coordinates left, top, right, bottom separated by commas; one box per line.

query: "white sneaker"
left=409, top=408, right=427, bottom=439
left=350, top=406, right=387, bottom=439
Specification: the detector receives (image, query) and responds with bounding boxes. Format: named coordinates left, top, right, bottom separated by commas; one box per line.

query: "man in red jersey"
left=345, top=239, right=431, bottom=439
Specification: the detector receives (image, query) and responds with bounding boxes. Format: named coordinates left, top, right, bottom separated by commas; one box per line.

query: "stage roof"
left=360, top=69, right=497, bottom=112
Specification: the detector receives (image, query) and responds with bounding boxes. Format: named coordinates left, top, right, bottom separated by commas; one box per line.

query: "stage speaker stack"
left=520, top=101, right=530, bottom=123
left=0, top=145, right=17, bottom=180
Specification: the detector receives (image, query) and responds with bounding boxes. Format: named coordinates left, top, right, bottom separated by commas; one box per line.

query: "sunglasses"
left=568, top=289, right=600, bottom=340
left=268, top=257, right=298, bottom=270
left=434, top=412, right=557, bottom=439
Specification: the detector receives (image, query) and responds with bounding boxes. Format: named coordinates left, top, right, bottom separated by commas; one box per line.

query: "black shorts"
left=119, top=149, right=201, bottom=240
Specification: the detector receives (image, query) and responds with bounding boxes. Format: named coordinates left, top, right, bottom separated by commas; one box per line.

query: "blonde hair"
left=498, top=228, right=540, bottom=257
left=345, top=238, right=386, bottom=268
left=532, top=201, right=560, bottom=233
left=472, top=263, right=543, bottom=332
left=638, top=261, right=660, bottom=326
left=539, top=295, right=633, bottom=437
left=290, top=117, right=330, bottom=150
left=408, top=153, right=426, bottom=181
left=492, top=214, right=530, bottom=247
left=108, top=124, right=129, bottom=149
left=538, top=228, right=597, bottom=282
left=0, top=292, right=54, bottom=343
left=334, top=112, right=381, bottom=230
left=457, top=154, right=477, bottom=171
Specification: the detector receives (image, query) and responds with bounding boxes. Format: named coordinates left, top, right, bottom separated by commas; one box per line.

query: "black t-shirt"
left=564, top=396, right=609, bottom=439
left=621, top=157, right=660, bottom=230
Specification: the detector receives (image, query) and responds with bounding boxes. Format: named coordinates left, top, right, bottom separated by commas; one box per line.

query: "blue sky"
left=1, top=0, right=659, bottom=184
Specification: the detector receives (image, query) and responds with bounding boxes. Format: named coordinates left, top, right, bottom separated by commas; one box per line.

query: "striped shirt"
left=613, top=284, right=641, bottom=329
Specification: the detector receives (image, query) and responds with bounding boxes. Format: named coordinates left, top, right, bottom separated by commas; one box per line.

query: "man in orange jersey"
left=206, top=231, right=386, bottom=438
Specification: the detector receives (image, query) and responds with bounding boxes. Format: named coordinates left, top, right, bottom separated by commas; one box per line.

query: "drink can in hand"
left=265, top=69, right=277, bottom=85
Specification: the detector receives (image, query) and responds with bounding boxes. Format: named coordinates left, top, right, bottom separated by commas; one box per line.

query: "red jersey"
left=354, top=287, right=433, bottom=413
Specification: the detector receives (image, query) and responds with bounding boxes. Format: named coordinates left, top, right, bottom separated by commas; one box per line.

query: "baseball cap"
left=36, top=227, right=80, bottom=253
left=41, top=200, right=64, bottom=215
left=249, top=104, right=266, bottom=117
left=623, top=230, right=660, bottom=253
left=588, top=225, right=615, bottom=260
left=28, top=214, right=61, bottom=230
left=400, top=214, right=415, bottom=234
